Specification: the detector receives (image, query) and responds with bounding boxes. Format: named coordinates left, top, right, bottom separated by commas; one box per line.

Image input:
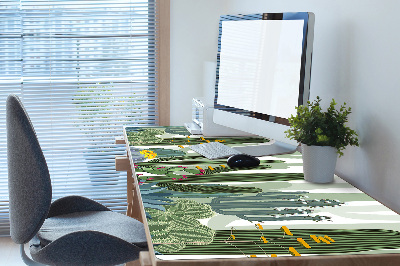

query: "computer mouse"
left=227, top=154, right=260, bottom=168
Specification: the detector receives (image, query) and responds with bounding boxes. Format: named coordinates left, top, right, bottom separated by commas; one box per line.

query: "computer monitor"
left=213, top=12, right=315, bottom=156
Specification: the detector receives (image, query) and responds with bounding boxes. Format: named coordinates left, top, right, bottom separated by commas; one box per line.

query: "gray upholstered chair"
left=7, top=94, right=147, bottom=265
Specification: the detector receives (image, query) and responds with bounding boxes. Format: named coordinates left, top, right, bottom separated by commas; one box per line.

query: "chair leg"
left=20, top=244, right=46, bottom=266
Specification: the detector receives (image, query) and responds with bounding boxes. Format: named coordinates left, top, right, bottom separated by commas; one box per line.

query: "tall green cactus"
left=210, top=192, right=341, bottom=222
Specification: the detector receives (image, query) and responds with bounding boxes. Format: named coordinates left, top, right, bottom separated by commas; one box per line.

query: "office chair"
left=6, top=94, right=147, bottom=265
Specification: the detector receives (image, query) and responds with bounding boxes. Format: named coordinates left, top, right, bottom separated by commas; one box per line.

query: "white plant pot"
left=301, top=144, right=338, bottom=183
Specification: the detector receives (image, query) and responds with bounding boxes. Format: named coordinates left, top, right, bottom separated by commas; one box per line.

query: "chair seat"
left=37, top=211, right=147, bottom=247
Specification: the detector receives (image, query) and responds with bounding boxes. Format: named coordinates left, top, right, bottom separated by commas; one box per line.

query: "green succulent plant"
left=285, top=96, right=359, bottom=157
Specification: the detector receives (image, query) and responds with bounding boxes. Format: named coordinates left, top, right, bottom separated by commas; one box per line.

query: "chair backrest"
left=7, top=94, right=52, bottom=244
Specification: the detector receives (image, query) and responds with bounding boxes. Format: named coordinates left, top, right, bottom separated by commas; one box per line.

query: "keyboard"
left=189, top=142, right=242, bottom=160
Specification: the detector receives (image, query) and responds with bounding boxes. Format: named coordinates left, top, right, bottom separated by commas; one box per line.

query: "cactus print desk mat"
left=125, top=126, right=400, bottom=260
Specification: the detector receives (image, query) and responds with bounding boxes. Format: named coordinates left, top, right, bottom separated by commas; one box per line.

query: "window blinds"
left=0, top=0, right=159, bottom=236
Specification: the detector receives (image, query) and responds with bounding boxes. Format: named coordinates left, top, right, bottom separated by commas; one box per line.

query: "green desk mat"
left=125, top=126, right=400, bottom=259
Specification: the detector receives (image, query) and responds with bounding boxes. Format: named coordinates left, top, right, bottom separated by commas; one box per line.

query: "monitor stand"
left=232, top=139, right=298, bottom=157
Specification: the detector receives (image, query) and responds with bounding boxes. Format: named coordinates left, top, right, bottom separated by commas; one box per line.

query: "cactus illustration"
left=146, top=199, right=215, bottom=254
left=156, top=182, right=262, bottom=194
left=126, top=126, right=269, bottom=146
left=127, top=127, right=165, bottom=145
left=210, top=192, right=341, bottom=222
left=168, top=229, right=400, bottom=256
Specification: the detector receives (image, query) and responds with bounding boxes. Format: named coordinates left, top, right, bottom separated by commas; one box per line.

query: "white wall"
left=170, top=0, right=400, bottom=212
left=170, top=0, right=227, bottom=125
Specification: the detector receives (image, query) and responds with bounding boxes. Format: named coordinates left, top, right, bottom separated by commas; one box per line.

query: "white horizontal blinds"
left=0, top=0, right=22, bottom=236
left=0, top=0, right=158, bottom=236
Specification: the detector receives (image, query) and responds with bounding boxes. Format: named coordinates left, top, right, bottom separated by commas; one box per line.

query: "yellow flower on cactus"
left=297, top=238, right=311, bottom=249
left=310, top=235, right=320, bottom=243
left=260, top=236, right=268, bottom=244
left=289, top=247, right=301, bottom=256
left=324, top=235, right=335, bottom=242
left=139, top=150, right=158, bottom=159
left=318, top=236, right=331, bottom=244
left=280, top=226, right=293, bottom=236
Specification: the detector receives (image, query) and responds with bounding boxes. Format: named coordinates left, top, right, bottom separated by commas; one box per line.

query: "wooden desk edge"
left=115, top=136, right=126, bottom=144
left=144, top=253, right=400, bottom=266
left=123, top=127, right=158, bottom=266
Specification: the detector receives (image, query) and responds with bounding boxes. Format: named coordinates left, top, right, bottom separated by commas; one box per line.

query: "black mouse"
left=227, top=154, right=260, bottom=168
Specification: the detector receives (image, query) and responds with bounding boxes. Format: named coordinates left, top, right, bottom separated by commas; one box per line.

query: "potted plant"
left=285, top=96, right=359, bottom=183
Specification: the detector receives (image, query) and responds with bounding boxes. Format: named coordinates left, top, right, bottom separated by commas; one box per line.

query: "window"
left=0, top=0, right=169, bottom=236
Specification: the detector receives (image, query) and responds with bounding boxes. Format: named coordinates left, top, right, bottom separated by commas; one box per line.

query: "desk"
left=118, top=126, right=400, bottom=266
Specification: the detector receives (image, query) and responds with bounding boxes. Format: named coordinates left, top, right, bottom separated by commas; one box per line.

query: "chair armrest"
left=47, top=195, right=110, bottom=218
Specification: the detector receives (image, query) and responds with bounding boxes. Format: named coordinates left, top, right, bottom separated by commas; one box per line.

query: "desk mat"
left=125, top=126, right=400, bottom=259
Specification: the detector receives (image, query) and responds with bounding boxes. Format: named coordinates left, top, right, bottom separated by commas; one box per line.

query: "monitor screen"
left=213, top=13, right=314, bottom=156
left=217, top=19, right=304, bottom=119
